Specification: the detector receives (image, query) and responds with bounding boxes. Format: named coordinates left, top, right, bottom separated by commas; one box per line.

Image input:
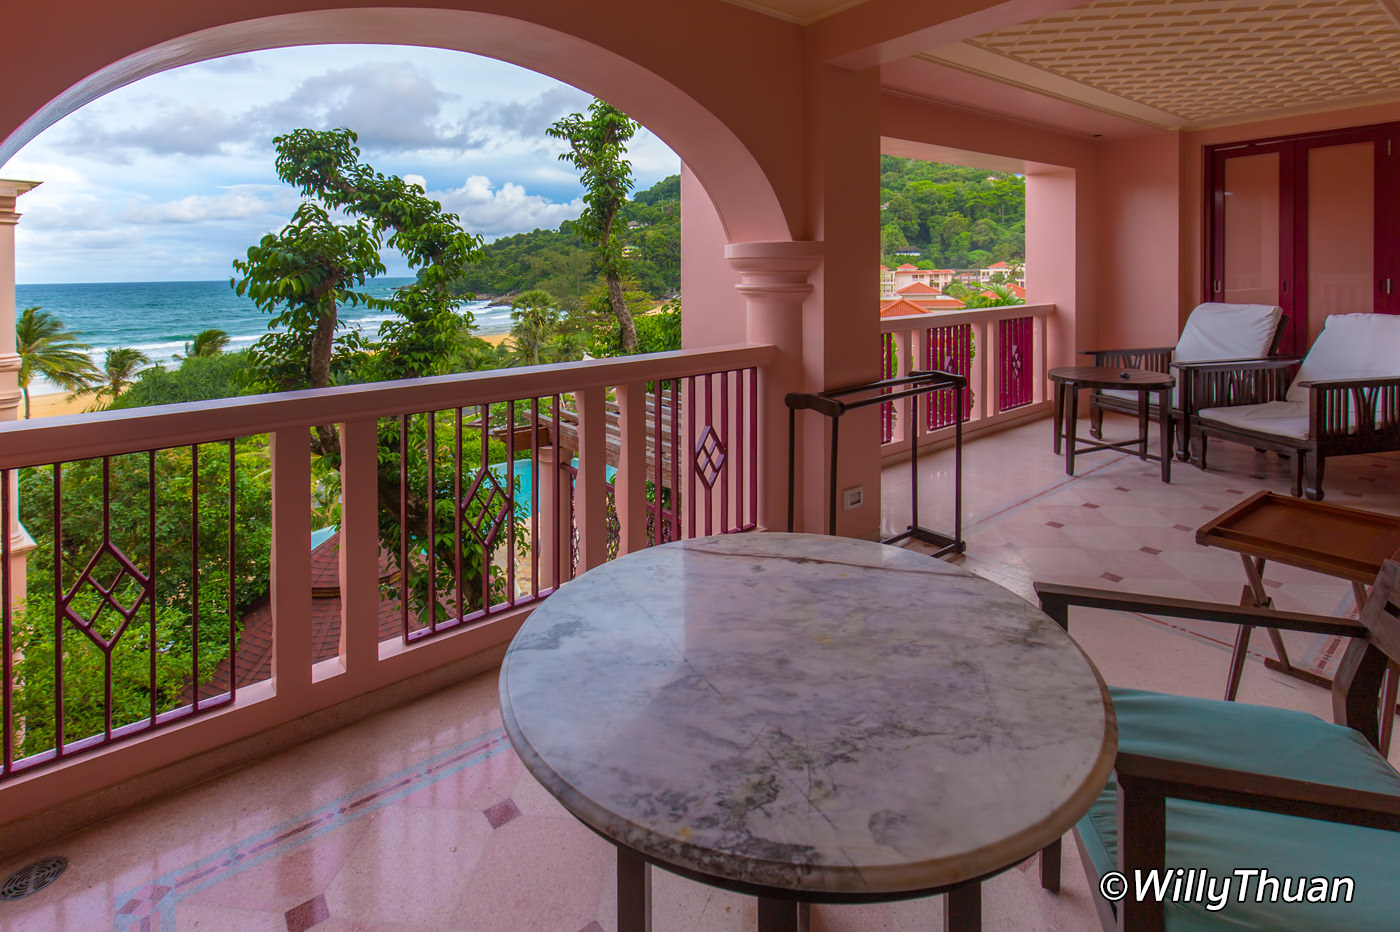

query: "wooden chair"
left=1034, top=564, right=1400, bottom=932
left=1083, top=303, right=1285, bottom=459
left=1187, top=313, right=1400, bottom=500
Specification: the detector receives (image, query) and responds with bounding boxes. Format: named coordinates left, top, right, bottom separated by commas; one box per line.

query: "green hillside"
left=880, top=156, right=1025, bottom=270
left=452, top=175, right=679, bottom=309
left=448, top=161, right=1025, bottom=307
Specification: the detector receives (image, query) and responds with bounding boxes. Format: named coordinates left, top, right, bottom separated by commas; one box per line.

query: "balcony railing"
left=0, top=344, right=771, bottom=803
left=879, top=304, right=1053, bottom=449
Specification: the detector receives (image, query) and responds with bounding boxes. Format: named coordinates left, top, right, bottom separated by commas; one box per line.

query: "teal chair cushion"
left=1079, top=687, right=1400, bottom=931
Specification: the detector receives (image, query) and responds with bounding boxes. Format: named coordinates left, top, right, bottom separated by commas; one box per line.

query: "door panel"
left=1303, top=142, right=1374, bottom=337
left=1208, top=122, right=1400, bottom=355
left=1221, top=152, right=1282, bottom=307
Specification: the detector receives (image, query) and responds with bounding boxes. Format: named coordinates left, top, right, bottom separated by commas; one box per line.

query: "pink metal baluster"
left=455, top=408, right=465, bottom=625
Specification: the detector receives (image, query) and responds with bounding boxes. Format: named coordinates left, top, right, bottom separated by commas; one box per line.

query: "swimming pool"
left=488, top=458, right=617, bottom=519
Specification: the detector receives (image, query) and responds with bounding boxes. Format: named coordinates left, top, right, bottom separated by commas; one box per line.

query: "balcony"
left=2, top=370, right=1397, bottom=927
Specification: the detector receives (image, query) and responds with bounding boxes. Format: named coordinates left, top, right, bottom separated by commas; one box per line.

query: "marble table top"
left=500, top=533, right=1116, bottom=897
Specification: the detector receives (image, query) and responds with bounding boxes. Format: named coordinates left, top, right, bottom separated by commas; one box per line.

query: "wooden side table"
left=1048, top=365, right=1174, bottom=481
left=1197, top=491, right=1400, bottom=748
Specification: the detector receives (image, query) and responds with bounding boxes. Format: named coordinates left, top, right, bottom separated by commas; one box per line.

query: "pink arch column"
left=726, top=241, right=823, bottom=534
left=0, top=179, right=38, bottom=604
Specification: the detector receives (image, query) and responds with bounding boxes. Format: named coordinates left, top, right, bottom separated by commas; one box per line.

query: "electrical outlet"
left=842, top=486, right=864, bottom=510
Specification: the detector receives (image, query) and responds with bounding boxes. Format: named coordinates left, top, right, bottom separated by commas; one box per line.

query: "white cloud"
left=433, top=175, right=584, bottom=237
left=248, top=61, right=473, bottom=153
left=121, top=187, right=295, bottom=224
left=1, top=45, right=680, bottom=283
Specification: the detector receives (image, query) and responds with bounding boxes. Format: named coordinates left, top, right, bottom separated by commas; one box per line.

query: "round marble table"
left=499, top=533, right=1117, bottom=931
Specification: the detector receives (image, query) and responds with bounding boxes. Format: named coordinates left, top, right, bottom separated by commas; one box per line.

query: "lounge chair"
left=1084, top=302, right=1285, bottom=459
left=1188, top=312, right=1400, bottom=499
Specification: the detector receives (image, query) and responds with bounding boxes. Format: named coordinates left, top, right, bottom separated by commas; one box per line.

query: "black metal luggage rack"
left=784, top=369, right=965, bottom=557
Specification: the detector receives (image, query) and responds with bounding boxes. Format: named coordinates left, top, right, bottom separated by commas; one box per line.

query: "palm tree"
left=95, top=347, right=151, bottom=403
left=15, top=306, right=99, bottom=418
left=184, top=328, right=230, bottom=358
left=508, top=289, right=562, bottom=367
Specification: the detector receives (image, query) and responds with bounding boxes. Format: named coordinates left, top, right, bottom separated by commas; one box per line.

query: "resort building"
left=2, top=1, right=1399, bottom=929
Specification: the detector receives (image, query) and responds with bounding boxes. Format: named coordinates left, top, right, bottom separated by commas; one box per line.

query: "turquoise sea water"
left=14, top=279, right=508, bottom=393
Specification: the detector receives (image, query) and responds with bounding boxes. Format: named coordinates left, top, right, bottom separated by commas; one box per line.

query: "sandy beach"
left=24, top=331, right=514, bottom=420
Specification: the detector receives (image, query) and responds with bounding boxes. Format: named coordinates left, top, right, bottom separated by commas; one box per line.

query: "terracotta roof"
left=896, top=281, right=940, bottom=295
left=195, top=532, right=402, bottom=697
left=880, top=298, right=935, bottom=318
left=896, top=263, right=918, bottom=271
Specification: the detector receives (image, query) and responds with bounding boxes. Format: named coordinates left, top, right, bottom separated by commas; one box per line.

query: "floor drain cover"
left=0, top=857, right=67, bottom=900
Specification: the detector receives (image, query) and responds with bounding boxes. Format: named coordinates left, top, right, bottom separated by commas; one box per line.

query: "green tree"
left=14, top=440, right=273, bottom=755
left=507, top=289, right=562, bottom=367
left=233, top=128, right=513, bottom=626
left=233, top=127, right=485, bottom=459
left=111, top=352, right=253, bottom=409
left=185, top=328, right=231, bottom=358
left=15, top=306, right=99, bottom=418
left=944, top=281, right=1024, bottom=309
left=548, top=100, right=642, bottom=352
left=84, top=346, right=151, bottom=407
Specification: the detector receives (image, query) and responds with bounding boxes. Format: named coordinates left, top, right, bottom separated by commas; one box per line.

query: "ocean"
left=14, top=279, right=510, bottom=394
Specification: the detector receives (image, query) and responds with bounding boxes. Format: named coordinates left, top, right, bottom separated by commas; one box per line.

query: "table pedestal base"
left=616, top=848, right=985, bottom=932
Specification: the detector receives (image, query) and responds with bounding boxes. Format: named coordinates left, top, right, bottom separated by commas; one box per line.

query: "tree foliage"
left=185, top=328, right=231, bottom=358
left=880, top=157, right=1025, bottom=270
left=13, top=440, right=273, bottom=754
left=110, top=351, right=254, bottom=409
left=232, top=127, right=487, bottom=460
left=82, top=346, right=151, bottom=408
left=231, top=127, right=516, bottom=626
left=448, top=174, right=679, bottom=304
left=15, top=306, right=99, bottom=418
left=548, top=100, right=642, bottom=352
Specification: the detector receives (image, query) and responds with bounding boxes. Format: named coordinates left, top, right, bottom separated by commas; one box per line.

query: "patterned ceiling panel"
left=963, top=0, right=1400, bottom=123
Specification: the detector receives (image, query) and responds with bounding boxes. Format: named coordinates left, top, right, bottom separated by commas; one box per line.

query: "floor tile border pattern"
left=112, top=727, right=511, bottom=932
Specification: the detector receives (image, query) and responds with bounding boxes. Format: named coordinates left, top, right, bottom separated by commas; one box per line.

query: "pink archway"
left=0, top=5, right=792, bottom=244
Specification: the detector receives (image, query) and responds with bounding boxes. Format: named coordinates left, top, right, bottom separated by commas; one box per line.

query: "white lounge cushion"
left=1174, top=302, right=1283, bottom=365
left=1286, top=313, right=1400, bottom=403
left=1199, top=401, right=1311, bottom=440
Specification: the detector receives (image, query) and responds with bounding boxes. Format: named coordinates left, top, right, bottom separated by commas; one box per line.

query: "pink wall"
left=1094, top=133, right=1183, bottom=347
left=680, top=165, right=745, bottom=348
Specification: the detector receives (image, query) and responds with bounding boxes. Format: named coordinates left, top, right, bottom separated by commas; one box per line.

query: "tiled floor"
left=3, top=412, right=1398, bottom=932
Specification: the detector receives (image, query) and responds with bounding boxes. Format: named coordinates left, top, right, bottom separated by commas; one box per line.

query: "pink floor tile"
left=454, top=814, right=612, bottom=932
left=323, top=805, right=494, bottom=928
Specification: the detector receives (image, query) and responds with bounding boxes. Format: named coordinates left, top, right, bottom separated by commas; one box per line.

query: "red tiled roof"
left=896, top=281, right=939, bottom=295
left=896, top=263, right=918, bottom=271
left=880, top=298, right=934, bottom=318
left=196, top=532, right=402, bottom=697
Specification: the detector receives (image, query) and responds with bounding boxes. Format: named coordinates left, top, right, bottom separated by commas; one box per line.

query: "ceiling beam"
left=809, top=0, right=1085, bottom=69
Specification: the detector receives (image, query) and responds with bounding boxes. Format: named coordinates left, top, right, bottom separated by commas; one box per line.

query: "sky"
left=1, top=45, right=681, bottom=284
